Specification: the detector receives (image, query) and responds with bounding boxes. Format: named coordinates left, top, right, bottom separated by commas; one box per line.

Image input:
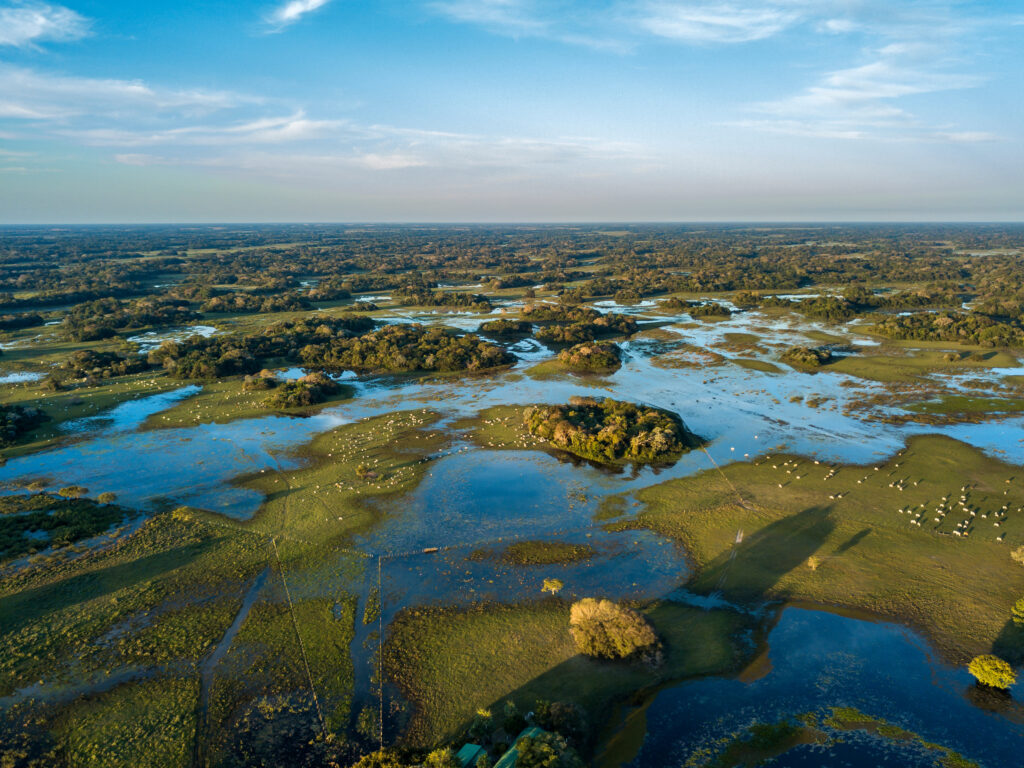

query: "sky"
left=0, top=0, right=1021, bottom=223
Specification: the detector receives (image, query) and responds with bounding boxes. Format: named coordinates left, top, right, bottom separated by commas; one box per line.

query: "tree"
left=1012, top=598, right=1024, bottom=626
left=515, top=733, right=582, bottom=768
left=349, top=749, right=406, bottom=768
left=423, top=748, right=460, bottom=768
left=542, top=578, right=564, bottom=595
left=568, top=598, right=660, bottom=661
left=968, top=655, right=1017, bottom=689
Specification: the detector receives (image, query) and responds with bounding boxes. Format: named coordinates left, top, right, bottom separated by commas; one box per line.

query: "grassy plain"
left=610, top=434, right=1024, bottom=661
left=0, top=409, right=449, bottom=765
left=141, top=377, right=356, bottom=430
left=829, top=345, right=1019, bottom=383
left=383, top=600, right=753, bottom=747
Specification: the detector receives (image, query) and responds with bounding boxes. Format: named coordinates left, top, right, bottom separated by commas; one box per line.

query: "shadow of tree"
left=833, top=527, right=870, bottom=555
left=991, top=616, right=1024, bottom=666
left=0, top=538, right=218, bottom=635
left=687, top=505, right=835, bottom=600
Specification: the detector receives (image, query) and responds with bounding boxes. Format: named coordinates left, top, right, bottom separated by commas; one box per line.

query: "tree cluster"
left=61, top=297, right=198, bottom=341
left=200, top=292, right=311, bottom=314
left=523, top=396, right=697, bottom=464
left=56, top=349, right=149, bottom=381
left=0, top=403, right=48, bottom=447
left=557, top=342, right=622, bottom=371
left=148, top=314, right=374, bottom=379
left=264, top=372, right=341, bottom=408
left=297, top=323, right=515, bottom=374
left=781, top=346, right=834, bottom=368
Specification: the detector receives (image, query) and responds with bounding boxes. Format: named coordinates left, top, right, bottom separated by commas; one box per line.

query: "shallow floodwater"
left=361, top=449, right=688, bottom=616
left=603, top=606, right=1024, bottom=768
left=2, top=307, right=1024, bottom=511
left=5, top=304, right=1024, bottom=754
left=0, top=371, right=45, bottom=384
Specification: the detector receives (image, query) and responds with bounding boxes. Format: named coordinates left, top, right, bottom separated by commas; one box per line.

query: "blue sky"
left=0, top=0, right=1021, bottom=222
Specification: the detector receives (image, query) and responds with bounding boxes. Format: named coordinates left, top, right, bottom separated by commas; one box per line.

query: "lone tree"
left=569, top=598, right=660, bottom=662
left=968, top=655, right=1017, bottom=689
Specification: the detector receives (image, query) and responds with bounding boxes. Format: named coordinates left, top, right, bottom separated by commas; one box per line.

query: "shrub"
left=568, top=598, right=660, bottom=661
left=423, top=748, right=460, bottom=768
left=967, top=655, right=1017, bottom=689
left=1012, top=546, right=1024, bottom=566
left=1012, top=598, right=1024, bottom=626
left=781, top=346, right=833, bottom=368
left=515, top=732, right=583, bottom=768
left=242, top=370, right=279, bottom=391
left=264, top=372, right=338, bottom=408
left=542, top=578, right=564, bottom=595
left=57, top=485, right=89, bottom=499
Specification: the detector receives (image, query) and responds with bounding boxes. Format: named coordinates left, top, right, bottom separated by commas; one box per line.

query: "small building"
left=456, top=743, right=486, bottom=768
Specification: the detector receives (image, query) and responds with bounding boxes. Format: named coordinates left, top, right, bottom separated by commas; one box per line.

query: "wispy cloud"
left=430, top=0, right=549, bottom=35
left=66, top=113, right=347, bottom=146
left=635, top=2, right=799, bottom=44
left=265, top=0, right=332, bottom=29
left=733, top=41, right=989, bottom=141
left=0, top=1, right=90, bottom=47
left=0, top=64, right=257, bottom=121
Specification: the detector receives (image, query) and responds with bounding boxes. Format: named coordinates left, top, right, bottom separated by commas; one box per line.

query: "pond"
left=600, top=605, right=1024, bottom=768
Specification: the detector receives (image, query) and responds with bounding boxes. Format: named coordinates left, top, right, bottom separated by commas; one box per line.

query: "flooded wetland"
left=3, top=225, right=1024, bottom=767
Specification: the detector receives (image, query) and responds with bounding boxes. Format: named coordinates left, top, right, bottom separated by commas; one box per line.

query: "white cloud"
left=0, top=64, right=257, bottom=121
left=66, top=113, right=347, bottom=146
left=636, top=2, right=799, bottom=44
left=266, top=0, right=332, bottom=28
left=734, top=41, right=988, bottom=141
left=430, top=0, right=549, bottom=34
left=0, top=2, right=90, bottom=47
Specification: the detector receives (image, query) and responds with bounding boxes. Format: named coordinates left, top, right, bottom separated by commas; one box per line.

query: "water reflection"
left=604, top=607, right=1024, bottom=768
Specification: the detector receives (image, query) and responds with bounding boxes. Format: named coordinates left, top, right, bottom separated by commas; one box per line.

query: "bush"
left=781, top=346, right=833, bottom=368
left=242, top=370, right=279, bottom=391
left=264, top=372, right=339, bottom=408
left=1012, top=598, right=1024, bottom=626
left=1012, top=546, right=1024, bottom=566
left=423, top=748, right=461, bottom=768
left=568, top=598, right=660, bottom=661
left=967, top=655, right=1017, bottom=689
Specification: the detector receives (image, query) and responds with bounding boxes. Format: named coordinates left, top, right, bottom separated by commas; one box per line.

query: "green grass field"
left=610, top=434, right=1024, bottom=661
left=383, top=599, right=753, bottom=748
